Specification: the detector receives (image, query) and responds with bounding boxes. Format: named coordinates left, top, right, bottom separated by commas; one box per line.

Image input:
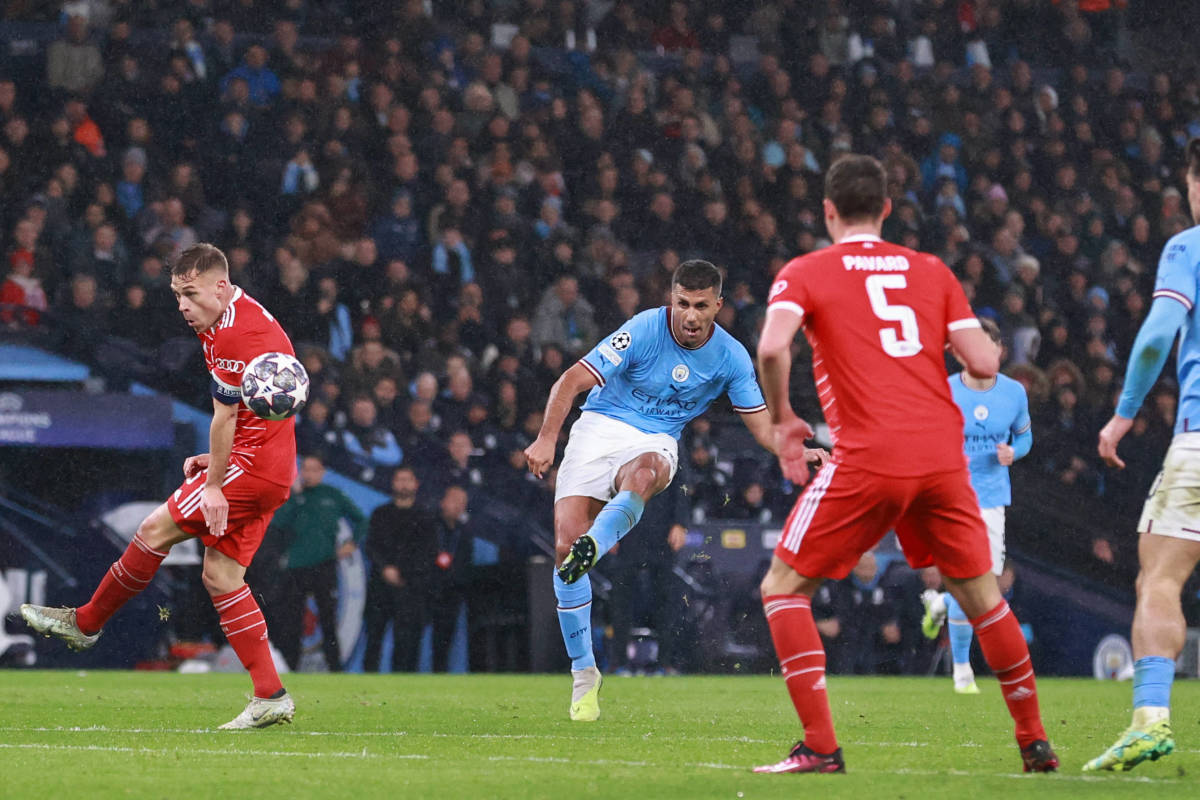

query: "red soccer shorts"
left=774, top=460, right=990, bottom=580
left=167, top=468, right=291, bottom=567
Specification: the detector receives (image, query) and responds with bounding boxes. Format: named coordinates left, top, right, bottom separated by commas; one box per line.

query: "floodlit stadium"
left=2, top=0, right=1199, bottom=794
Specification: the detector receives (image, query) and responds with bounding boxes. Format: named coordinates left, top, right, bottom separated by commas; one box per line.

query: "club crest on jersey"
left=610, top=331, right=632, bottom=351
left=973, top=405, right=989, bottom=421
left=768, top=279, right=788, bottom=300
left=672, top=364, right=690, bottom=382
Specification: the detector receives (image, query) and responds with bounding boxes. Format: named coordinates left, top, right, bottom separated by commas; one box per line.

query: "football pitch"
left=1, top=672, right=1195, bottom=799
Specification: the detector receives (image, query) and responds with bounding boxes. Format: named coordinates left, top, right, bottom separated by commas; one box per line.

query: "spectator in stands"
left=532, top=274, right=597, bottom=357
left=340, top=395, right=403, bottom=485
left=47, top=15, right=104, bottom=96
left=0, top=249, right=47, bottom=327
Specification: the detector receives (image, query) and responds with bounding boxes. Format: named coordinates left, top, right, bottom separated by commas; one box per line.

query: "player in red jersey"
left=21, top=243, right=298, bottom=730
left=751, top=155, right=1057, bottom=774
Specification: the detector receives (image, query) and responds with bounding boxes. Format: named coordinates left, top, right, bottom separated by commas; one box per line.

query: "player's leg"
left=22, top=502, right=189, bottom=648
left=203, top=546, right=293, bottom=729
left=1084, top=533, right=1199, bottom=771
left=901, top=469, right=1055, bottom=772
left=362, top=578, right=390, bottom=673
left=942, top=592, right=978, bottom=693
left=753, top=556, right=844, bottom=774
left=755, top=463, right=896, bottom=775
left=553, top=494, right=605, bottom=720
left=556, top=452, right=672, bottom=584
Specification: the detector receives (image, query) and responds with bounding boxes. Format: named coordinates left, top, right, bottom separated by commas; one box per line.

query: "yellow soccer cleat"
left=953, top=680, right=981, bottom=695
left=920, top=590, right=946, bottom=640
left=1083, top=721, right=1175, bottom=772
left=569, top=666, right=602, bottom=722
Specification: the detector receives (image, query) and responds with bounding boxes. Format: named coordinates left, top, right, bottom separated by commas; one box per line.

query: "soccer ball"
left=240, top=352, right=309, bottom=420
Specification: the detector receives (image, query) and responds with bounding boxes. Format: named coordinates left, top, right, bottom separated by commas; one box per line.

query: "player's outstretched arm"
left=524, top=362, right=599, bottom=478
left=201, top=398, right=237, bottom=537
left=1099, top=295, right=1188, bottom=468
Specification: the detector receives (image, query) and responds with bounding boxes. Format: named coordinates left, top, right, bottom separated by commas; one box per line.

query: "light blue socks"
left=586, top=490, right=645, bottom=559
left=554, top=572, right=594, bottom=670
left=945, top=592, right=974, bottom=668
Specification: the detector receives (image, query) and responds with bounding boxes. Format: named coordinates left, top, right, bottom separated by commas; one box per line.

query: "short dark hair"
left=1187, top=137, right=1200, bottom=177
left=979, top=317, right=1002, bottom=344
left=672, top=259, right=723, bottom=297
left=171, top=242, right=229, bottom=277
left=824, top=154, right=888, bottom=222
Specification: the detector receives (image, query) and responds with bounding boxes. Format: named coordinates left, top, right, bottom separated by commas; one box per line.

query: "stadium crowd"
left=0, top=0, right=1185, bottom=671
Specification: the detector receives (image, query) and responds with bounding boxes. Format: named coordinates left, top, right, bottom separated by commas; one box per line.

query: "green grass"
left=0, top=671, right=1195, bottom=798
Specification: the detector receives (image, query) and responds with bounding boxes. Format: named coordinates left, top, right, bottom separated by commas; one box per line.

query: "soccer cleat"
left=1082, top=721, right=1175, bottom=772
left=569, top=666, right=602, bottom=721
left=753, top=741, right=846, bottom=774
left=20, top=604, right=101, bottom=651
left=954, top=680, right=981, bottom=695
left=1021, top=739, right=1060, bottom=773
left=557, top=535, right=598, bottom=585
left=218, top=692, right=296, bottom=730
left=920, top=589, right=946, bottom=639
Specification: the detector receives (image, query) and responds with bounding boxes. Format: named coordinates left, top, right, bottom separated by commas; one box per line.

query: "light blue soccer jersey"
left=577, top=307, right=767, bottom=438
left=950, top=372, right=1031, bottom=508
left=1148, top=226, right=1200, bottom=434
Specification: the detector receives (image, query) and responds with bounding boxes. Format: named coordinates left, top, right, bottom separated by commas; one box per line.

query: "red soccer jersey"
left=199, top=286, right=297, bottom=488
left=768, top=234, right=978, bottom=477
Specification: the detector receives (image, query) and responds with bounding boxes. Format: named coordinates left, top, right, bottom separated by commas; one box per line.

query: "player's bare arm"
left=183, top=453, right=210, bottom=478
left=524, top=362, right=599, bottom=478
left=201, top=398, right=237, bottom=537
left=740, top=408, right=829, bottom=467
left=757, top=305, right=816, bottom=484
left=947, top=326, right=1000, bottom=379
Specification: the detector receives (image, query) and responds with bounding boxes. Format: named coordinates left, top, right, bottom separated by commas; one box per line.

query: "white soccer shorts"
left=981, top=505, right=1005, bottom=576
left=554, top=411, right=679, bottom=504
left=1138, top=432, right=1200, bottom=542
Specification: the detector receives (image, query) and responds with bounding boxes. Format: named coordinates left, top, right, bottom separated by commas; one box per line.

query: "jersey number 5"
left=865, top=274, right=922, bottom=358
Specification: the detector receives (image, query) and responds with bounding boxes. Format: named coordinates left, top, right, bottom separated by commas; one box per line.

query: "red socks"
left=76, top=535, right=167, bottom=635
left=763, top=594, right=838, bottom=753
left=214, top=585, right=282, bottom=699
left=971, top=600, right=1047, bottom=746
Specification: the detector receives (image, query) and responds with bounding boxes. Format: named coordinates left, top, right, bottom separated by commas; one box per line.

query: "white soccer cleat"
left=20, top=604, right=101, bottom=651
left=218, top=692, right=295, bottom=730
left=569, top=666, right=602, bottom=722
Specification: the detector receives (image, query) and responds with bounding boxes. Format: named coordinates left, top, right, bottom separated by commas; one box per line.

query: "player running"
left=21, top=243, right=298, bottom=730
left=753, top=154, right=1057, bottom=775
left=523, top=259, right=827, bottom=721
left=921, top=317, right=1033, bottom=694
left=1084, top=138, right=1200, bottom=773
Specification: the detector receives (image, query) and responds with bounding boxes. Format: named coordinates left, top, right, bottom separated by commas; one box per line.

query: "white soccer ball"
left=240, top=351, right=309, bottom=420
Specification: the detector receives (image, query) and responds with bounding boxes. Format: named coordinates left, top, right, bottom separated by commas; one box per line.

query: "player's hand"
left=183, top=453, right=211, bottom=479
left=995, top=443, right=1015, bottom=466
left=667, top=523, right=687, bottom=552
left=1097, top=414, right=1133, bottom=469
left=523, top=435, right=556, bottom=479
left=805, top=447, right=831, bottom=469
left=199, top=486, right=229, bottom=538
left=774, top=417, right=816, bottom=485
left=382, top=565, right=404, bottom=587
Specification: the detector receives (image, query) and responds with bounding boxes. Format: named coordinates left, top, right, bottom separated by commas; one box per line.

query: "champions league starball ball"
left=240, top=352, right=309, bottom=420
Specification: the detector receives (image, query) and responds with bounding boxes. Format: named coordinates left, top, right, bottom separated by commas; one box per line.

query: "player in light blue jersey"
left=1085, top=139, right=1200, bottom=773
left=921, top=318, right=1033, bottom=693
left=524, top=260, right=827, bottom=721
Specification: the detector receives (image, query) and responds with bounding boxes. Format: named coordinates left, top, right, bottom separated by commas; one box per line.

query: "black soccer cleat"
left=557, top=534, right=598, bottom=584
left=1021, top=739, right=1060, bottom=773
